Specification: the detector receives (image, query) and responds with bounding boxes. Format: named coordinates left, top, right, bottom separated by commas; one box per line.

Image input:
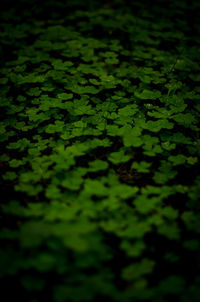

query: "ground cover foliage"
left=0, top=0, right=200, bottom=301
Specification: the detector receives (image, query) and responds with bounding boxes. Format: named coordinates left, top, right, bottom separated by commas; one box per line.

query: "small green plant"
left=0, top=0, right=200, bottom=301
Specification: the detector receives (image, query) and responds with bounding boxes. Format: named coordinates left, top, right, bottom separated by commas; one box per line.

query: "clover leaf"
left=135, top=89, right=161, bottom=100
left=108, top=150, right=130, bottom=164
left=131, top=161, right=151, bottom=173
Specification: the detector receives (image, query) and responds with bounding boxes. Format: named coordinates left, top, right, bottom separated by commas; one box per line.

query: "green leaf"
left=122, top=258, right=155, bottom=281
left=57, top=93, right=73, bottom=100
left=135, top=89, right=161, bottom=100
left=108, top=150, right=130, bottom=164
left=131, top=161, right=151, bottom=173
left=122, top=127, right=143, bottom=147
left=88, top=160, right=109, bottom=172
left=168, top=154, right=186, bottom=166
